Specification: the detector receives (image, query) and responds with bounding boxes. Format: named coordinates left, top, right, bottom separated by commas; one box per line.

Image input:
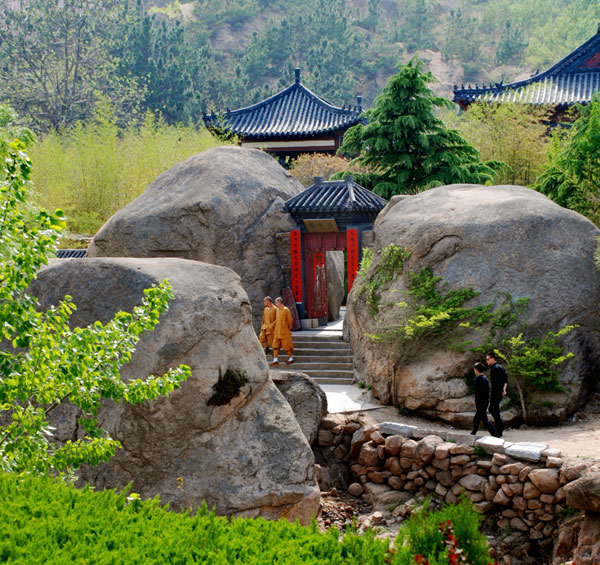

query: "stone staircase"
left=289, top=334, right=354, bottom=385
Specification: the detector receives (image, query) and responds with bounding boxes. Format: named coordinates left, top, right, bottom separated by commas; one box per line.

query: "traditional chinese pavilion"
left=453, top=23, right=600, bottom=118
left=284, top=175, right=386, bottom=322
left=202, top=69, right=363, bottom=159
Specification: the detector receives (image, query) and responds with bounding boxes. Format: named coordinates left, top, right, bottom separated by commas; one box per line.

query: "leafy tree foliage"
left=0, top=0, right=142, bottom=130
left=473, top=294, right=575, bottom=423
left=2, top=0, right=600, bottom=128
left=0, top=136, right=190, bottom=475
left=496, top=20, right=529, bottom=65
left=337, top=58, right=504, bottom=198
left=444, top=101, right=551, bottom=187
left=493, top=328, right=574, bottom=424
left=532, top=94, right=600, bottom=224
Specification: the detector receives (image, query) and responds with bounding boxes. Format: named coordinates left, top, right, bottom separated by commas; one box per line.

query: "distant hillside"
left=146, top=0, right=600, bottom=109
left=2, top=0, right=599, bottom=130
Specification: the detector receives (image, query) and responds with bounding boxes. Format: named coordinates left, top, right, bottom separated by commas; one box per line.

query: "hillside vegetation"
left=2, top=0, right=600, bottom=129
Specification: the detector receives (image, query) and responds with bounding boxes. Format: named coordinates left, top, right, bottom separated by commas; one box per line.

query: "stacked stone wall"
left=314, top=415, right=591, bottom=553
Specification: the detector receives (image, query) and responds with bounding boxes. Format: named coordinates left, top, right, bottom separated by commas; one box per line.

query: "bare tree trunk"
left=515, top=380, right=527, bottom=425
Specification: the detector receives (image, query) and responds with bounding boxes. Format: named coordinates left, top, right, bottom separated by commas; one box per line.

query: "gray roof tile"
left=203, top=71, right=362, bottom=139
left=284, top=176, right=386, bottom=221
left=454, top=24, right=600, bottom=107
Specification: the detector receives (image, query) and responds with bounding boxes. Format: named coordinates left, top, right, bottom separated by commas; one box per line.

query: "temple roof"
left=453, top=23, right=600, bottom=107
left=56, top=249, right=87, bottom=258
left=203, top=69, right=363, bottom=139
left=284, top=175, right=387, bottom=222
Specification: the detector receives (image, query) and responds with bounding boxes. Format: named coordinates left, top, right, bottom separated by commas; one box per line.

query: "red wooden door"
left=306, top=250, right=328, bottom=319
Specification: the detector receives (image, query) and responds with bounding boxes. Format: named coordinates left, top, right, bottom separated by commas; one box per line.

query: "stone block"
left=541, top=447, right=561, bottom=458
left=505, top=442, right=549, bottom=462
left=432, top=457, right=450, bottom=470
left=510, top=517, right=529, bottom=532
left=523, top=482, right=541, bottom=499
left=379, top=422, right=416, bottom=437
left=448, top=444, right=475, bottom=455
left=412, top=428, right=442, bottom=440
left=388, top=476, right=404, bottom=490
left=528, top=468, right=560, bottom=493
left=384, top=435, right=405, bottom=456
left=400, top=439, right=418, bottom=458
left=518, top=466, right=532, bottom=482
left=371, top=431, right=385, bottom=445
left=475, top=436, right=506, bottom=455
left=546, top=456, right=563, bottom=468
left=434, top=442, right=453, bottom=459
left=446, top=432, right=475, bottom=446
left=493, top=488, right=511, bottom=506
left=459, top=474, right=486, bottom=491
left=415, top=435, right=444, bottom=463
left=474, top=500, right=494, bottom=513
left=564, top=472, right=600, bottom=512
left=348, top=482, right=364, bottom=497
left=492, top=453, right=509, bottom=466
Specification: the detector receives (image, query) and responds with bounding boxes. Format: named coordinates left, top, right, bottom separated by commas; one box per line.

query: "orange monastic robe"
left=259, top=305, right=277, bottom=348
left=273, top=306, right=294, bottom=352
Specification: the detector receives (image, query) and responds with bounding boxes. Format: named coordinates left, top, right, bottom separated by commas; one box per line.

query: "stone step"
left=288, top=350, right=353, bottom=363
left=290, top=340, right=349, bottom=350
left=284, top=352, right=352, bottom=369
left=292, top=347, right=352, bottom=356
left=312, top=377, right=354, bottom=385
left=291, top=334, right=344, bottom=343
left=298, top=369, right=354, bottom=379
left=294, top=341, right=352, bottom=351
left=290, top=362, right=353, bottom=371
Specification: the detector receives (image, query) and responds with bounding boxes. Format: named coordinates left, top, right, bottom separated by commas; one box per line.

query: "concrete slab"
left=505, top=442, right=549, bottom=462
left=320, top=383, right=380, bottom=413
left=379, top=422, right=418, bottom=438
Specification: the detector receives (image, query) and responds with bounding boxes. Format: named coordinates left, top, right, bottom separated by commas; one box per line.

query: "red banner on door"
left=347, top=229, right=359, bottom=293
left=312, top=251, right=327, bottom=318
left=290, top=229, right=302, bottom=302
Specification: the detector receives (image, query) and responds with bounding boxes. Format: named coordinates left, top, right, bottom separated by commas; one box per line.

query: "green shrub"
left=393, top=496, right=492, bottom=565
left=0, top=472, right=393, bottom=564
left=208, top=369, right=249, bottom=406
left=30, top=108, right=228, bottom=235
left=358, top=244, right=410, bottom=316
left=0, top=473, right=493, bottom=564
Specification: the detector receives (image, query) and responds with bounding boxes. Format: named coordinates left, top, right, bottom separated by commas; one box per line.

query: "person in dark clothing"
left=471, top=362, right=498, bottom=437
left=486, top=351, right=508, bottom=437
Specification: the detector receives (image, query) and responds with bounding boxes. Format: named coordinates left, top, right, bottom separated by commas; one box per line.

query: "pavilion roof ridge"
left=453, top=23, right=600, bottom=107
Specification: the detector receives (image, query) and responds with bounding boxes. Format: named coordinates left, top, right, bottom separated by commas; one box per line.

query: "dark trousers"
left=472, top=407, right=498, bottom=436
left=489, top=397, right=504, bottom=436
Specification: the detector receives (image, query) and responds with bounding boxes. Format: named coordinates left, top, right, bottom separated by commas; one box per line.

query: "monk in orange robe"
left=259, top=296, right=277, bottom=353
left=270, top=297, right=294, bottom=365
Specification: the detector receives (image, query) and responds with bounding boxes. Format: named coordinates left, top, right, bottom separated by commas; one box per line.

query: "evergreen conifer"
left=338, top=58, right=504, bottom=198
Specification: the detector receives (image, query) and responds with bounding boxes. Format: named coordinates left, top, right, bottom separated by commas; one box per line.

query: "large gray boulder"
left=346, top=184, right=600, bottom=425
left=274, top=372, right=328, bottom=445
left=87, top=147, right=304, bottom=330
left=326, top=250, right=345, bottom=322
left=30, top=258, right=319, bottom=523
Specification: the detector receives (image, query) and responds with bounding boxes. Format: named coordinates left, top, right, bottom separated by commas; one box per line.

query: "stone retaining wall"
left=314, top=415, right=590, bottom=551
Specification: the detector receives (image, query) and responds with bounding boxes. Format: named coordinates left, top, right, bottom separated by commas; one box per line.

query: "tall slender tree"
left=0, top=0, right=142, bottom=130
left=337, top=58, right=504, bottom=198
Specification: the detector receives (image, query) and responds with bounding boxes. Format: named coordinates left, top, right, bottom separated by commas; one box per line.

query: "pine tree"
left=496, top=21, right=528, bottom=65
left=338, top=58, right=504, bottom=198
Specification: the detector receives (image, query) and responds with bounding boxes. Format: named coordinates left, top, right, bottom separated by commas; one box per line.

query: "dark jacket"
left=490, top=363, right=508, bottom=401
left=474, top=373, right=490, bottom=411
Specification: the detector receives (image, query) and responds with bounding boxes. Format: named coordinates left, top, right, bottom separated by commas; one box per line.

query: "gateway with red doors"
left=284, top=175, right=386, bottom=324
